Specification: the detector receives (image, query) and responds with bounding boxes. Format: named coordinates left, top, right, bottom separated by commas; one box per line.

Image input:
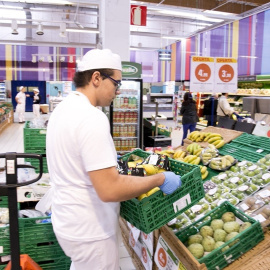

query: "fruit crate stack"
left=0, top=216, right=71, bottom=269
left=120, top=149, right=205, bottom=234
left=24, top=121, right=48, bottom=173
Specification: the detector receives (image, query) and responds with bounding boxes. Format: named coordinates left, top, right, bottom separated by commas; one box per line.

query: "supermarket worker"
left=15, top=86, right=28, bottom=123
left=37, top=48, right=181, bottom=270
left=30, top=88, right=41, bottom=118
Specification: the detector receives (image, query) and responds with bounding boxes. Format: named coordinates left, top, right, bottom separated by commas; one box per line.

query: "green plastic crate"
left=175, top=201, right=264, bottom=270
left=158, top=127, right=171, bottom=137
left=0, top=196, right=8, bottom=207
left=25, top=157, right=48, bottom=173
left=233, top=133, right=270, bottom=151
left=38, top=256, right=71, bottom=270
left=218, top=144, right=264, bottom=163
left=228, top=141, right=270, bottom=156
left=120, top=149, right=205, bottom=234
left=24, top=121, right=46, bottom=152
left=0, top=216, right=56, bottom=256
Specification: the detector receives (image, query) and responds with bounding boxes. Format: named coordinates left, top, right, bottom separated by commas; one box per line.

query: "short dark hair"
left=73, top=68, right=115, bottom=88
left=221, top=93, right=227, bottom=95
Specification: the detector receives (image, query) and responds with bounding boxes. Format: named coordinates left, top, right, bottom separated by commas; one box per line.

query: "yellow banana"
left=208, top=133, right=223, bottom=139
left=192, top=157, right=201, bottom=165
left=201, top=170, right=209, bottom=180
left=221, top=157, right=227, bottom=169
left=146, top=187, right=160, bottom=197
left=215, top=140, right=225, bottom=149
left=224, top=155, right=234, bottom=163
left=200, top=166, right=207, bottom=174
left=138, top=194, right=148, bottom=201
left=142, top=164, right=158, bottom=175
left=128, top=161, right=137, bottom=168
left=212, top=139, right=222, bottom=146
left=208, top=137, right=222, bottom=144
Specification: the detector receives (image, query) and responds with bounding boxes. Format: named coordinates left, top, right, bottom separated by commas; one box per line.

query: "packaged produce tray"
left=157, top=127, right=171, bottom=137
left=24, top=121, right=47, bottom=151
left=218, top=144, right=264, bottom=163
left=120, top=149, right=205, bottom=234
left=233, top=133, right=270, bottom=151
left=175, top=201, right=264, bottom=270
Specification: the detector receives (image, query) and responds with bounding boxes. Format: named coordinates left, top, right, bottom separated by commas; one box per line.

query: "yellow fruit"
left=216, top=140, right=225, bottom=149
left=202, top=170, right=209, bottom=180
left=208, top=133, right=223, bottom=138
left=142, top=164, right=158, bottom=175
left=221, top=157, right=227, bottom=169
left=192, top=157, right=201, bottom=165
left=138, top=194, right=148, bottom=201
left=212, top=139, right=222, bottom=146
left=146, top=187, right=160, bottom=197
left=208, top=137, right=222, bottom=144
left=194, top=148, right=202, bottom=156
left=224, top=155, right=234, bottom=163
left=201, top=166, right=207, bottom=174
left=128, top=161, right=137, bottom=168
left=157, top=168, right=166, bottom=173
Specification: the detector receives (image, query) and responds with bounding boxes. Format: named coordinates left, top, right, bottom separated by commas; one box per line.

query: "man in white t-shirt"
left=45, top=49, right=181, bottom=270
left=15, top=86, right=27, bottom=123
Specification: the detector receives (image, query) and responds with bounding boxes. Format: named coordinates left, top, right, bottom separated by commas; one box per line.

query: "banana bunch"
left=209, top=155, right=235, bottom=170
left=183, top=155, right=201, bottom=165
left=203, top=133, right=226, bottom=149
left=173, top=150, right=186, bottom=160
left=137, top=164, right=159, bottom=175
left=187, top=143, right=202, bottom=156
left=201, top=145, right=218, bottom=165
left=200, top=165, right=209, bottom=180
left=138, top=187, right=161, bottom=201
left=155, top=149, right=175, bottom=158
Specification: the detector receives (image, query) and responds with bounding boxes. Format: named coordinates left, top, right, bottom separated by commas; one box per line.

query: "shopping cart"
left=0, top=153, right=43, bottom=270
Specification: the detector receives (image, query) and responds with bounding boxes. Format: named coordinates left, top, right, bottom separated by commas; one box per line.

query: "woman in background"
left=180, top=92, right=198, bottom=145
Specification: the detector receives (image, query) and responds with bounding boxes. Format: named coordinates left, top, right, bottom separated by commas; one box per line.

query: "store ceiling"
left=0, top=0, right=270, bottom=51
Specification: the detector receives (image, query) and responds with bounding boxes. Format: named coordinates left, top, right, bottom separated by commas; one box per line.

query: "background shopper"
left=30, top=88, right=41, bottom=118
left=180, top=92, right=198, bottom=145
left=217, top=93, right=238, bottom=121
left=15, top=86, right=27, bottom=124
left=43, top=49, right=181, bottom=270
left=203, top=94, right=218, bottom=126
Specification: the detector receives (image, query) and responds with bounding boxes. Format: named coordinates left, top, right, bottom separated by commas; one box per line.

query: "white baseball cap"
left=33, top=88, right=39, bottom=93
left=77, top=49, right=122, bottom=72
left=19, top=86, right=24, bottom=91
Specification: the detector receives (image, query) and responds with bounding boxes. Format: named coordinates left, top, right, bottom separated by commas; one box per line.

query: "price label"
left=256, top=149, right=264, bottom=153
left=218, top=173, right=227, bottom=180
left=258, top=190, right=270, bottom=198
left=253, top=214, right=266, bottom=222
left=218, top=64, right=234, bottom=82
left=230, top=177, right=240, bottom=184
left=195, top=64, right=211, bottom=82
left=238, top=161, right=247, bottom=167
left=239, top=203, right=249, bottom=211
left=249, top=165, right=257, bottom=171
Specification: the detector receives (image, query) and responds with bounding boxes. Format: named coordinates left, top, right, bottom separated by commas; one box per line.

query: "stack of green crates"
left=23, top=121, right=48, bottom=173
left=0, top=216, right=71, bottom=269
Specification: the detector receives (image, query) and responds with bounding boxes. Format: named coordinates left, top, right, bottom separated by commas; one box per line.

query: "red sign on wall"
left=130, top=5, right=147, bottom=26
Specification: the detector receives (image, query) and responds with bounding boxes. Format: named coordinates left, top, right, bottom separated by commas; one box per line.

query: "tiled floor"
left=1, top=111, right=184, bottom=269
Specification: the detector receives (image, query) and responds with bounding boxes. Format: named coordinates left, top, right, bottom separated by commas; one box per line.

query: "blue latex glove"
left=160, top=172, right=181, bottom=194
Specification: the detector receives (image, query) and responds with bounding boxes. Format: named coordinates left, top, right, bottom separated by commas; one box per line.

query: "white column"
left=99, top=0, right=130, bottom=61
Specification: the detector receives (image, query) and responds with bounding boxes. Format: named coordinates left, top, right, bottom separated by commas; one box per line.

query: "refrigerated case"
left=110, top=78, right=143, bottom=154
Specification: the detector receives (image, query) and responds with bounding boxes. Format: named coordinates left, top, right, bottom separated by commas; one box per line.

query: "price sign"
left=190, top=56, right=215, bottom=92
left=214, top=58, right=238, bottom=93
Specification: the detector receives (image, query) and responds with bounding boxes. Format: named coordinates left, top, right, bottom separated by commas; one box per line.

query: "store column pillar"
left=99, top=0, right=130, bottom=61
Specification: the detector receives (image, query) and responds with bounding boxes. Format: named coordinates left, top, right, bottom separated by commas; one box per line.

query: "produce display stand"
left=183, top=127, right=243, bottom=148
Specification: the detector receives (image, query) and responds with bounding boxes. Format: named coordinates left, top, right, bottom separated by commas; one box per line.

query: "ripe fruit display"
left=200, top=165, right=209, bottom=180
left=209, top=155, right=236, bottom=171
left=187, top=143, right=202, bottom=156
left=201, top=145, right=218, bottom=165
left=185, top=211, right=251, bottom=260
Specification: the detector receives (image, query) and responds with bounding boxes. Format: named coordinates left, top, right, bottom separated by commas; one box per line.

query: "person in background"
left=203, top=94, right=218, bottom=126
left=15, top=86, right=27, bottom=124
left=29, top=88, right=41, bottom=118
left=41, top=49, right=181, bottom=270
left=217, top=93, right=238, bottom=121
left=180, top=92, right=198, bottom=145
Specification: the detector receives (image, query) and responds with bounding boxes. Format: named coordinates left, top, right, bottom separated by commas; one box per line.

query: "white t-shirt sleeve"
left=77, top=111, right=117, bottom=172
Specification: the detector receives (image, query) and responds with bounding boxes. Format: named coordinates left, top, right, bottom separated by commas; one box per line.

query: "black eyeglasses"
left=100, top=73, right=122, bottom=90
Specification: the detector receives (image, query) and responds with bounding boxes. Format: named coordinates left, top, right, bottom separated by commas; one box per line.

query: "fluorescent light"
left=0, top=0, right=72, bottom=4
left=66, top=28, right=99, bottom=33
left=157, top=10, right=224, bottom=23
left=161, top=36, right=185, bottom=40
left=239, top=56, right=257, bottom=59
left=203, top=10, right=237, bottom=16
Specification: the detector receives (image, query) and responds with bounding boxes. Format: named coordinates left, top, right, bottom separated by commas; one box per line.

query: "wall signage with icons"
left=130, top=5, right=147, bottom=26
left=158, top=50, right=172, bottom=61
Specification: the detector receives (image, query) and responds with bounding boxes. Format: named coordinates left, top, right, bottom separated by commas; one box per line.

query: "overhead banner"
left=190, top=56, right=215, bottom=93
left=214, top=58, right=238, bottom=93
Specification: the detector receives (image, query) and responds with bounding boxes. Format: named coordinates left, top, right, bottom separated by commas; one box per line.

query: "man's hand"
left=160, top=172, right=181, bottom=195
